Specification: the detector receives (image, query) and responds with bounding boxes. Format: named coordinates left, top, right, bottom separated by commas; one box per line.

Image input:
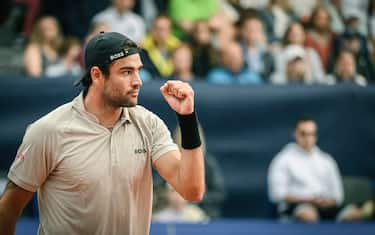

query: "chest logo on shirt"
left=134, top=148, right=147, bottom=154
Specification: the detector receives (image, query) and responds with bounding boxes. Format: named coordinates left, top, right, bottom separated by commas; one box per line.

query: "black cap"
left=75, top=32, right=141, bottom=86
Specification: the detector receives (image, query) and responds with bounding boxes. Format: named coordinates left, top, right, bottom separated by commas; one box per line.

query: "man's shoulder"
left=273, top=143, right=298, bottom=160
left=29, top=101, right=75, bottom=134
left=315, top=147, right=337, bottom=163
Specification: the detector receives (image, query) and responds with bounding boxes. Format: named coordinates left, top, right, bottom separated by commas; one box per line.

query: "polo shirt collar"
left=72, top=92, right=132, bottom=125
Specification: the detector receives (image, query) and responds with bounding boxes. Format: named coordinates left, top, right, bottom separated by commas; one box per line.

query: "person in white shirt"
left=91, top=0, right=146, bottom=43
left=268, top=117, right=359, bottom=222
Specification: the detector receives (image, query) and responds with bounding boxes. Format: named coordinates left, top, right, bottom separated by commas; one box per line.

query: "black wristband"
left=177, top=112, right=202, bottom=149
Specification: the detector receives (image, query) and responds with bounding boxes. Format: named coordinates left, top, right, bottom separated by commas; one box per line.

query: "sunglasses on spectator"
left=298, top=130, right=317, bottom=137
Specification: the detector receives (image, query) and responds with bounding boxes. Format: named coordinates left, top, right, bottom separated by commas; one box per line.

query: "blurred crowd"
left=0, top=0, right=375, bottom=85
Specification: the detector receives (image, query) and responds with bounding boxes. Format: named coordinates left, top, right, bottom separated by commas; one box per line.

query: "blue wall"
left=1, top=76, right=375, bottom=218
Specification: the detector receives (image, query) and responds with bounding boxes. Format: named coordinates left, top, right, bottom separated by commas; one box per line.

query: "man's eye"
left=123, top=71, right=131, bottom=75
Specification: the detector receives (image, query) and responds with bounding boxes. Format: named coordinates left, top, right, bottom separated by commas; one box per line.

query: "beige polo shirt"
left=8, top=93, right=178, bottom=235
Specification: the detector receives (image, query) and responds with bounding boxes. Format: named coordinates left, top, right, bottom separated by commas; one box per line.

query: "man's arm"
left=154, top=80, right=205, bottom=202
left=0, top=180, right=34, bottom=235
left=153, top=147, right=205, bottom=202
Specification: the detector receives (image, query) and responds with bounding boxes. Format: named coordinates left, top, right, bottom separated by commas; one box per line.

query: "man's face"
left=152, top=17, right=171, bottom=45
left=294, top=121, right=317, bottom=152
left=101, top=53, right=143, bottom=108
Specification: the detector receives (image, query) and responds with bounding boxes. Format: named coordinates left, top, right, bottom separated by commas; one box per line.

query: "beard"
left=102, top=87, right=138, bottom=108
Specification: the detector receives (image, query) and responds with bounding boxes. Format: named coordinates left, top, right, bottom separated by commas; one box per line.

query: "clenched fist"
left=160, top=80, right=195, bottom=115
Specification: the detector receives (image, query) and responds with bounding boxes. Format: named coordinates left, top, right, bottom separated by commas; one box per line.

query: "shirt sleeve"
left=268, top=154, right=290, bottom=203
left=7, top=121, right=58, bottom=192
left=326, top=155, right=344, bottom=205
left=149, top=114, right=178, bottom=163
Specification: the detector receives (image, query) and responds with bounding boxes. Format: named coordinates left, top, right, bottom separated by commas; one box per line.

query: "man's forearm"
left=177, top=147, right=205, bottom=202
left=0, top=202, right=18, bottom=235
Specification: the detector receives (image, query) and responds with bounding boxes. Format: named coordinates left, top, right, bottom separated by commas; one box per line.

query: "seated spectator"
left=189, top=20, right=220, bottom=78
left=239, top=14, right=275, bottom=82
left=207, top=41, right=263, bottom=84
left=152, top=183, right=208, bottom=223
left=304, top=6, right=336, bottom=71
left=169, top=44, right=195, bottom=82
left=23, top=15, right=63, bottom=77
left=45, top=37, right=83, bottom=78
left=326, top=50, right=367, bottom=86
left=271, top=45, right=316, bottom=84
left=268, top=117, right=361, bottom=222
left=321, top=0, right=345, bottom=34
left=259, top=0, right=299, bottom=42
left=330, top=26, right=374, bottom=81
left=141, top=14, right=181, bottom=78
left=273, top=22, right=325, bottom=84
left=91, top=0, right=146, bottom=43
left=288, top=0, right=318, bottom=23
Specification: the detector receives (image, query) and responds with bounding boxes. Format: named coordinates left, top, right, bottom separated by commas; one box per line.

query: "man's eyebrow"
left=119, top=65, right=144, bottom=71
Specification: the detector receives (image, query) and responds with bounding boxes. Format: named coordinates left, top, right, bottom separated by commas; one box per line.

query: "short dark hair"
left=295, top=116, right=316, bottom=128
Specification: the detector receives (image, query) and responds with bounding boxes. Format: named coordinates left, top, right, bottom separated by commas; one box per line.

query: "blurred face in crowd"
left=294, top=120, right=317, bottom=152
left=286, top=23, right=305, bottom=45
left=172, top=45, right=193, bottom=77
left=221, top=42, right=244, bottom=73
left=65, top=42, right=81, bottom=62
left=343, top=38, right=361, bottom=54
left=39, top=16, right=60, bottom=43
left=312, top=8, right=330, bottom=33
left=112, top=0, right=134, bottom=12
left=287, top=57, right=306, bottom=81
left=194, top=21, right=211, bottom=45
left=241, top=18, right=266, bottom=45
left=152, top=16, right=171, bottom=46
left=335, top=51, right=356, bottom=79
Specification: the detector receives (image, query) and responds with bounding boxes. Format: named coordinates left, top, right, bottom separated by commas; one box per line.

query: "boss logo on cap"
left=110, top=51, right=125, bottom=61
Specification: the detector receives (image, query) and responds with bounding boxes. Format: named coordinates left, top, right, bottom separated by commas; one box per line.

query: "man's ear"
left=90, top=66, right=104, bottom=86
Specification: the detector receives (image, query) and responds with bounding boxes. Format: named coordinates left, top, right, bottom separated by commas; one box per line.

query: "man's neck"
left=84, top=91, right=123, bottom=129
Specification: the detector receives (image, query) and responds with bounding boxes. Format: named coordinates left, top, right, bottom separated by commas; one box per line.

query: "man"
left=0, top=32, right=205, bottom=234
left=326, top=49, right=367, bottom=86
left=91, top=0, right=146, bottom=43
left=207, top=41, right=262, bottom=84
left=268, top=117, right=344, bottom=222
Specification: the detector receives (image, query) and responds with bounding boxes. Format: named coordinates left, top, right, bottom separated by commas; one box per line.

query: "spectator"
left=152, top=183, right=208, bottom=223
left=141, top=14, right=181, bottom=78
left=207, top=41, right=263, bottom=84
left=341, top=0, right=369, bottom=35
left=288, top=0, right=319, bottom=23
left=273, top=22, right=325, bottom=84
left=259, top=0, right=299, bottom=42
left=169, top=44, right=195, bottom=82
left=268, top=117, right=360, bottom=222
left=45, top=37, right=83, bottom=78
left=91, top=0, right=146, bottom=43
left=23, top=15, right=63, bottom=77
left=189, top=20, right=220, bottom=78
left=305, top=6, right=335, bottom=71
left=239, top=14, right=275, bottom=82
left=271, top=45, right=313, bottom=84
left=326, top=50, right=367, bottom=86
left=331, top=26, right=374, bottom=81
left=321, top=0, right=345, bottom=34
